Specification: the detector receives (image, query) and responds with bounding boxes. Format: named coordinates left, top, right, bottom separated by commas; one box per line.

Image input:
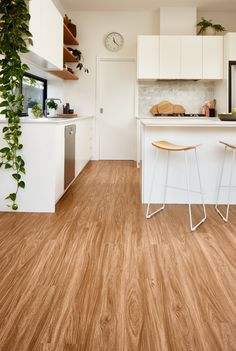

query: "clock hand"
left=113, top=37, right=119, bottom=46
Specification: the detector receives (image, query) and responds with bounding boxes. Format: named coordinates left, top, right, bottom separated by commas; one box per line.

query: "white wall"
left=197, top=12, right=236, bottom=33
left=64, top=11, right=159, bottom=116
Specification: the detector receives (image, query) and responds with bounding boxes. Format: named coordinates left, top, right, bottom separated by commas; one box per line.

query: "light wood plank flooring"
left=0, top=161, right=235, bottom=351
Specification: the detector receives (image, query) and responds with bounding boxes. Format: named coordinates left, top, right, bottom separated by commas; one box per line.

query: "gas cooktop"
left=154, top=113, right=206, bottom=117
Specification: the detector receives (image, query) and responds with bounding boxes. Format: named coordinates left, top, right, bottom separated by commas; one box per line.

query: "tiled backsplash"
left=138, top=81, right=215, bottom=116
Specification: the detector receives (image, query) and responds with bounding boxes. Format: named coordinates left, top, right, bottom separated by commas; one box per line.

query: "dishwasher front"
left=64, top=124, right=76, bottom=190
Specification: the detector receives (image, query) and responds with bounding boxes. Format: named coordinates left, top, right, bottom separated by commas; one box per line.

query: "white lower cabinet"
left=75, top=118, right=93, bottom=177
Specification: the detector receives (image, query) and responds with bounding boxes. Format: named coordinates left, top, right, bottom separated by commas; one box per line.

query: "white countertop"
left=140, top=117, right=236, bottom=127
left=0, top=116, right=94, bottom=124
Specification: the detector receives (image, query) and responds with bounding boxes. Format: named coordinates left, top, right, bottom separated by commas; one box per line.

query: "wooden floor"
left=0, top=161, right=235, bottom=351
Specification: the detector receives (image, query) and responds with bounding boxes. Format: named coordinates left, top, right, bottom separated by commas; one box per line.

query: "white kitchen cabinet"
left=26, top=0, right=63, bottom=70
left=227, top=33, right=236, bottom=61
left=181, top=36, right=202, bottom=79
left=203, top=36, right=223, bottom=79
left=0, top=117, right=93, bottom=213
left=75, top=118, right=93, bottom=176
left=137, top=36, right=160, bottom=79
left=160, top=36, right=181, bottom=79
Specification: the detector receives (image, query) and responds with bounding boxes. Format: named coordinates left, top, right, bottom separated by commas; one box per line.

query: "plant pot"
left=48, top=108, right=56, bottom=117
left=28, top=108, right=34, bottom=117
left=204, top=27, right=216, bottom=35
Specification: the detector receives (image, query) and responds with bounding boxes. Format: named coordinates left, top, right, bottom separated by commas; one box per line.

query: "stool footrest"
left=166, top=185, right=203, bottom=194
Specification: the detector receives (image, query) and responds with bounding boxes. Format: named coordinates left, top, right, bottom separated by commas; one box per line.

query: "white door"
left=98, top=59, right=136, bottom=160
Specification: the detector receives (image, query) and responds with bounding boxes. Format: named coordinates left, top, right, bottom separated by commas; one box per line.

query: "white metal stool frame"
left=215, top=141, right=236, bottom=222
left=146, top=142, right=207, bottom=232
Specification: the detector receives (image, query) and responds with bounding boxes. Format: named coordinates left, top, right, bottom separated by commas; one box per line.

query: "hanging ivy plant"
left=0, top=0, right=32, bottom=210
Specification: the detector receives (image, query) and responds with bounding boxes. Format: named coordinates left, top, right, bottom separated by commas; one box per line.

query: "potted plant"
left=67, top=47, right=89, bottom=73
left=47, top=99, right=58, bottom=117
left=32, top=104, right=43, bottom=118
left=197, top=17, right=225, bottom=35
left=27, top=100, right=38, bottom=117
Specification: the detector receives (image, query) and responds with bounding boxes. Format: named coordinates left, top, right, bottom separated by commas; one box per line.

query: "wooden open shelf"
left=49, top=68, right=79, bottom=80
left=64, top=24, right=79, bottom=45
left=64, top=47, right=77, bottom=62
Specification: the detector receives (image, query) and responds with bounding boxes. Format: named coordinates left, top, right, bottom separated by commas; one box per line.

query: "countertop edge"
left=0, top=116, right=94, bottom=124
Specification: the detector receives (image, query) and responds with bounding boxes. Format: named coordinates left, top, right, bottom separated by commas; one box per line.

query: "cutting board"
left=56, top=114, right=79, bottom=117
left=158, top=101, right=174, bottom=115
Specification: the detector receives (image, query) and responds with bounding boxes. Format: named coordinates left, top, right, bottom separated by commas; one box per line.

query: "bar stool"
left=146, top=140, right=207, bottom=231
left=215, top=140, right=236, bottom=222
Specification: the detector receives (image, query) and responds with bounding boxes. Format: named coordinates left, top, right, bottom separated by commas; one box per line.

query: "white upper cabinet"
left=203, top=36, right=223, bottom=79
left=27, top=0, right=63, bottom=70
left=160, top=36, right=181, bottom=79
left=181, top=36, right=202, bottom=79
left=137, top=36, right=160, bottom=79
left=227, top=33, right=236, bottom=61
left=137, top=35, right=223, bottom=80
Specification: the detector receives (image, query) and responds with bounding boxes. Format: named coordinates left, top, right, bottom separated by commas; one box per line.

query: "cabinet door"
left=203, top=36, right=223, bottom=79
left=160, top=36, right=181, bottom=79
left=227, top=33, right=236, bottom=61
left=75, top=119, right=93, bottom=177
left=137, top=36, right=159, bottom=79
left=41, top=0, right=63, bottom=70
left=28, top=0, right=63, bottom=70
left=181, top=36, right=202, bottom=79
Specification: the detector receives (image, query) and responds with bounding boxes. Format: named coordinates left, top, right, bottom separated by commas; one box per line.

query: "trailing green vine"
left=0, top=0, right=32, bottom=210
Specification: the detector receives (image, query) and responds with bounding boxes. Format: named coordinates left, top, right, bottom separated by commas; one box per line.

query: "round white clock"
left=104, top=32, right=124, bottom=52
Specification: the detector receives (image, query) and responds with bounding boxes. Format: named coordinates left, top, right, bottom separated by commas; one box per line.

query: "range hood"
left=160, top=7, right=197, bottom=35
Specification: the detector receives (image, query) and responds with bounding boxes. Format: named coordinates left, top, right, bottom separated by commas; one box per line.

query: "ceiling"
left=61, top=0, right=236, bottom=12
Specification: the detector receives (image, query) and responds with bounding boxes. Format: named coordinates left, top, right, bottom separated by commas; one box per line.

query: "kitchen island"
left=0, top=116, right=94, bottom=212
left=140, top=117, right=236, bottom=204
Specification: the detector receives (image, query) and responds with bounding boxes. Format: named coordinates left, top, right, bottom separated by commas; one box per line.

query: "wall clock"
left=104, top=32, right=124, bottom=52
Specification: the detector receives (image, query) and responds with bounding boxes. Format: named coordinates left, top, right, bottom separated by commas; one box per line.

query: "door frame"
left=95, top=57, right=138, bottom=160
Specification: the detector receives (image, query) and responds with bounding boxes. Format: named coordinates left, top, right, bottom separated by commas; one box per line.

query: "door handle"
left=100, top=108, right=104, bottom=114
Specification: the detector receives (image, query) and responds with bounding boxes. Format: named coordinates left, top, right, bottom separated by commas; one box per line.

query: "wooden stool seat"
left=152, top=140, right=199, bottom=152
left=219, top=140, right=236, bottom=149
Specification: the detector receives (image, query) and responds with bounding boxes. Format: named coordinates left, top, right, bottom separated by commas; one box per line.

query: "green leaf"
left=19, top=181, right=25, bottom=189
left=5, top=163, right=12, bottom=169
left=5, top=193, right=16, bottom=201
left=12, top=173, right=21, bottom=181
left=0, top=147, right=10, bottom=154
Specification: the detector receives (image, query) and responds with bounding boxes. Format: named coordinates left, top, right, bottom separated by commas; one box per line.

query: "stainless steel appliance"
left=229, top=61, right=236, bottom=112
left=64, top=124, right=76, bottom=190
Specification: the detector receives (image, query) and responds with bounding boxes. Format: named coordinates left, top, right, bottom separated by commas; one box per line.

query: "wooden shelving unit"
left=64, top=24, right=79, bottom=45
left=49, top=68, right=79, bottom=80
left=64, top=47, right=77, bottom=62
left=49, top=23, right=79, bottom=80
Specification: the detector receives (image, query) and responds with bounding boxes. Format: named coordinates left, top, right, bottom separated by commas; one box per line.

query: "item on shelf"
left=64, top=14, right=69, bottom=27
left=68, top=20, right=77, bottom=37
left=150, top=101, right=185, bottom=116
left=63, top=103, right=70, bottom=114
left=69, top=109, right=74, bottom=114
left=67, top=47, right=89, bottom=73
left=202, top=99, right=216, bottom=117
